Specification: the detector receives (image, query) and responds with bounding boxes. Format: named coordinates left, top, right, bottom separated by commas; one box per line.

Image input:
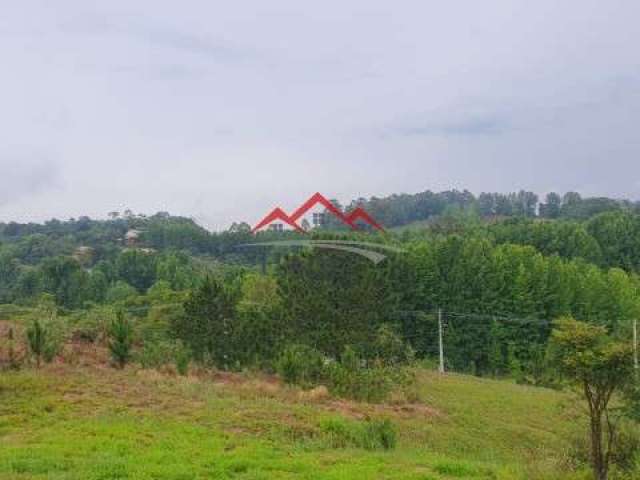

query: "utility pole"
left=438, top=308, right=445, bottom=374
left=634, top=319, right=638, bottom=378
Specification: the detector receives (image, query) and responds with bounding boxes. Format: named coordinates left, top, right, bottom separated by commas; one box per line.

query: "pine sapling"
left=108, top=310, right=133, bottom=369
left=26, top=319, right=47, bottom=368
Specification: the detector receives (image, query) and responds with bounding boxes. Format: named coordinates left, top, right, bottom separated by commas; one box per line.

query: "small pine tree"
left=108, top=310, right=133, bottom=369
left=26, top=319, right=47, bottom=368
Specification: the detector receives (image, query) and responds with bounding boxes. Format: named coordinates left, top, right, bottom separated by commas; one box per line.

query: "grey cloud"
left=128, top=26, right=250, bottom=62
left=60, top=15, right=255, bottom=64
left=1, top=1, right=640, bottom=227
left=392, top=116, right=508, bottom=137
left=0, top=155, right=60, bottom=206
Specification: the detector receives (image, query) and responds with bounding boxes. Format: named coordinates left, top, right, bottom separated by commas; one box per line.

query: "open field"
left=0, top=355, right=585, bottom=480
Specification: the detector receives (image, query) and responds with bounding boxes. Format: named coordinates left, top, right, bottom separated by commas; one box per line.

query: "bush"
left=137, top=338, right=190, bottom=375
left=68, top=307, right=115, bottom=343
left=610, top=421, right=640, bottom=473
left=108, top=310, right=133, bottom=368
left=326, top=347, right=394, bottom=402
left=361, top=418, right=397, bottom=450
left=138, top=304, right=183, bottom=344
left=371, top=324, right=414, bottom=367
left=138, top=340, right=174, bottom=369
left=276, top=344, right=412, bottom=403
left=276, top=344, right=325, bottom=387
left=319, top=418, right=354, bottom=448
left=318, top=417, right=397, bottom=450
left=105, top=281, right=138, bottom=304
left=1, top=326, right=24, bottom=370
left=26, top=319, right=59, bottom=367
left=174, top=341, right=191, bottom=376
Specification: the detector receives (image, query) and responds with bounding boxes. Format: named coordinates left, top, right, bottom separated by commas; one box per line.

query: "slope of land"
left=0, top=358, right=584, bottom=480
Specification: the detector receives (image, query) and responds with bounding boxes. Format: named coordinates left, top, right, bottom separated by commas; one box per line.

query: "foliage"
left=108, top=309, right=134, bottom=368
left=319, top=417, right=397, bottom=450
left=105, top=281, right=138, bottom=304
left=137, top=338, right=190, bottom=375
left=173, top=276, right=235, bottom=367
left=549, top=317, right=634, bottom=480
left=276, top=344, right=325, bottom=388
left=115, top=250, right=157, bottom=292
left=138, top=340, right=175, bottom=369
left=26, top=319, right=58, bottom=367
left=40, top=256, right=88, bottom=309
left=371, top=324, right=415, bottom=367
left=173, top=341, right=191, bottom=376
left=276, top=343, right=412, bottom=403
left=277, top=249, right=403, bottom=358
left=325, top=347, right=398, bottom=402
left=25, top=296, right=61, bottom=367
left=67, top=306, right=116, bottom=343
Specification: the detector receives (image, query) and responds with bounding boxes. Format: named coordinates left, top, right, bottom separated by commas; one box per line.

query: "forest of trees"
left=1, top=189, right=640, bottom=380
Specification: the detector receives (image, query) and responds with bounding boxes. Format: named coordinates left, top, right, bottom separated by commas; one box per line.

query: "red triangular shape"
left=251, top=207, right=304, bottom=233
left=346, top=207, right=385, bottom=232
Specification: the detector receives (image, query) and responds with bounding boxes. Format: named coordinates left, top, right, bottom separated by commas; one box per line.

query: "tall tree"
left=173, top=276, right=236, bottom=367
left=539, top=192, right=562, bottom=218
left=549, top=318, right=633, bottom=480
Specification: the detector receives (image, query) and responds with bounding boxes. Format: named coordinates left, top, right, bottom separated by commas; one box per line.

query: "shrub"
left=318, top=417, right=397, bottom=450
left=371, top=324, right=414, bottom=367
left=361, top=418, right=397, bottom=450
left=610, top=421, right=640, bottom=473
left=105, top=281, right=138, bottom=304
left=138, top=340, right=173, bottom=369
left=326, top=347, right=394, bottom=402
left=2, top=326, right=24, bottom=370
left=26, top=319, right=58, bottom=367
left=319, top=418, right=355, bottom=448
left=174, top=342, right=191, bottom=376
left=139, top=304, right=183, bottom=344
left=137, top=338, right=190, bottom=375
left=275, top=344, right=413, bottom=403
left=108, top=310, right=133, bottom=368
left=68, top=307, right=115, bottom=343
left=276, top=344, right=325, bottom=387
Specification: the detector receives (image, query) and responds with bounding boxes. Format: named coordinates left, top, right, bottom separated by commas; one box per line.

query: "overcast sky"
left=1, top=1, right=639, bottom=230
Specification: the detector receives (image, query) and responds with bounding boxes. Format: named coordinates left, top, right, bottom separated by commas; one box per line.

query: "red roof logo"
left=252, top=193, right=384, bottom=233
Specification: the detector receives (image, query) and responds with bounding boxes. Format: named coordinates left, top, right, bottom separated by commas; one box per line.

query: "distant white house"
left=124, top=229, right=142, bottom=246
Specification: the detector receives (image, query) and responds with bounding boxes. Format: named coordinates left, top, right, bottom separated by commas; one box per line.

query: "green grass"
left=0, top=362, right=588, bottom=480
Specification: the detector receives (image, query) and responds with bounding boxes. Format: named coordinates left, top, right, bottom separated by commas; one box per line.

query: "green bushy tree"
left=26, top=320, right=50, bottom=367
left=173, top=276, right=235, bottom=367
left=108, top=309, right=133, bottom=368
left=549, top=317, right=634, bottom=480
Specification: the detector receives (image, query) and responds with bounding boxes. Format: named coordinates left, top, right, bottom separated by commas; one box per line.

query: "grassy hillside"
left=0, top=358, right=585, bottom=480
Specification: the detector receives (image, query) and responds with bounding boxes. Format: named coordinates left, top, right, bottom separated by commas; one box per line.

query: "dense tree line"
left=2, top=194, right=640, bottom=383
left=0, top=248, right=199, bottom=309
left=338, top=189, right=637, bottom=229
left=160, top=235, right=639, bottom=383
